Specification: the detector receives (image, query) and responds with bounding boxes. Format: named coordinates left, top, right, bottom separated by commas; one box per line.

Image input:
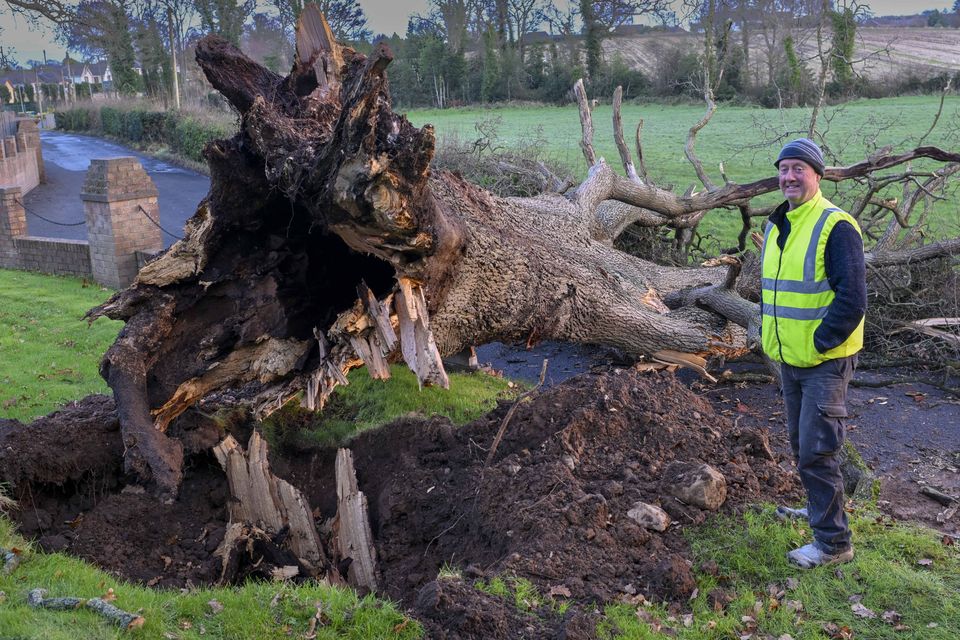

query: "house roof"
left=86, top=61, right=109, bottom=76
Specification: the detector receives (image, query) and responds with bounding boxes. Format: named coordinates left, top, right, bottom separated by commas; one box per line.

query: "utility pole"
left=65, top=57, right=74, bottom=103
left=35, top=63, right=43, bottom=116
left=20, top=67, right=26, bottom=114
left=168, top=8, right=181, bottom=109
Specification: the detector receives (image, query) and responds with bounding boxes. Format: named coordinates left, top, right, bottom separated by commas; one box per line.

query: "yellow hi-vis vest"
left=761, top=191, right=864, bottom=368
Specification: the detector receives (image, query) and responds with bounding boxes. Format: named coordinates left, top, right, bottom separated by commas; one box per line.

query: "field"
left=600, top=27, right=960, bottom=84
left=408, top=94, right=960, bottom=244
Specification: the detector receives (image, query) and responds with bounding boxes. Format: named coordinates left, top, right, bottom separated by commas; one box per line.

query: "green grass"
left=407, top=95, right=960, bottom=245
left=263, top=364, right=520, bottom=450
left=597, top=506, right=960, bottom=639
left=0, top=269, right=121, bottom=422
left=0, top=517, right=422, bottom=639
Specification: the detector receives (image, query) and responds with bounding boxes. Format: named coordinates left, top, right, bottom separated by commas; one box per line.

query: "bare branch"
left=612, top=86, right=641, bottom=183
left=573, top=79, right=596, bottom=168
left=573, top=147, right=960, bottom=220
left=866, top=238, right=960, bottom=267
left=635, top=120, right=648, bottom=182
left=918, top=77, right=952, bottom=146
left=684, top=86, right=718, bottom=191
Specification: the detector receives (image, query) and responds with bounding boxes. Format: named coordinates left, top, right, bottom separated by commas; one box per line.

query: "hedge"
left=54, top=105, right=235, bottom=164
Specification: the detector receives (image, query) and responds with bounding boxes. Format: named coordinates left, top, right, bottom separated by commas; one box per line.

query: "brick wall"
left=0, top=186, right=26, bottom=268
left=14, top=236, right=92, bottom=277
left=81, top=157, right=161, bottom=289
left=0, top=119, right=42, bottom=194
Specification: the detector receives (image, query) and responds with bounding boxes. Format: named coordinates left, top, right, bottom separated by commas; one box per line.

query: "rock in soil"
left=3, top=369, right=802, bottom=634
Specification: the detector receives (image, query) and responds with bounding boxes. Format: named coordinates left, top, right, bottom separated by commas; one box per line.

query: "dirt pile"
left=342, top=368, right=801, bottom=608
left=2, top=369, right=802, bottom=636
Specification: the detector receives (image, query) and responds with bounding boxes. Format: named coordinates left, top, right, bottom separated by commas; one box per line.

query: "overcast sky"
left=0, top=0, right=954, bottom=66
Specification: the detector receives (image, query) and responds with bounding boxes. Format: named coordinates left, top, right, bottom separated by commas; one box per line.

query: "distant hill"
left=596, top=26, right=960, bottom=83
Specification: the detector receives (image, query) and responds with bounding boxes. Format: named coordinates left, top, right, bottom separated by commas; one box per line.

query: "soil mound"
left=3, top=369, right=801, bottom=633
left=343, top=368, right=801, bottom=606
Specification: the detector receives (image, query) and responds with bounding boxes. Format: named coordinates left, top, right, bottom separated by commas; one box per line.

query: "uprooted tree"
left=87, top=6, right=960, bottom=500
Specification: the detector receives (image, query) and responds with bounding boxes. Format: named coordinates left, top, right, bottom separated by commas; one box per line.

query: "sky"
left=0, top=0, right=954, bottom=67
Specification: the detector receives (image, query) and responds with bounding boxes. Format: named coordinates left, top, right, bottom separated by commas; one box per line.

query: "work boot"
left=776, top=505, right=809, bottom=521
left=787, top=542, right=854, bottom=569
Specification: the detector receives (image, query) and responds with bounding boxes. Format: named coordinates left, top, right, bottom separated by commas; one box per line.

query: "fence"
left=0, top=156, right=162, bottom=288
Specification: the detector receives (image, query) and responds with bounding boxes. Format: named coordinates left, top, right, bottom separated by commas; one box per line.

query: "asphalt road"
left=22, top=131, right=211, bottom=249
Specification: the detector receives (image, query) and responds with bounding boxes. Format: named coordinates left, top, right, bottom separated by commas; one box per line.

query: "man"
left=760, top=138, right=867, bottom=568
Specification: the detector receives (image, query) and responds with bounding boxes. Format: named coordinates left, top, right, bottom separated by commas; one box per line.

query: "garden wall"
left=0, top=118, right=43, bottom=194
left=0, top=157, right=162, bottom=288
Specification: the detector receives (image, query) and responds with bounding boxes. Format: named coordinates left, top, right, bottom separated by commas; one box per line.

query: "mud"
left=3, top=363, right=956, bottom=637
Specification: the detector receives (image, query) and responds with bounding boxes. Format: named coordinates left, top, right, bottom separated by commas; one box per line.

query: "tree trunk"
left=88, top=7, right=960, bottom=497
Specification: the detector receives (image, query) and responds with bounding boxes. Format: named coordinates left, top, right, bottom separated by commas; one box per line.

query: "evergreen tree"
left=580, top=0, right=602, bottom=80
left=830, top=6, right=856, bottom=88
left=480, top=25, right=500, bottom=102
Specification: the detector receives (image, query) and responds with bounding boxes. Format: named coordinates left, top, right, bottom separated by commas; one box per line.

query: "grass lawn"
left=0, top=269, right=121, bottom=422
left=407, top=95, right=960, bottom=245
left=598, top=507, right=960, bottom=639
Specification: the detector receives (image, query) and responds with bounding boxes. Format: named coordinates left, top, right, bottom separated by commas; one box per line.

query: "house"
left=77, top=60, right=112, bottom=86
left=0, top=75, right=18, bottom=104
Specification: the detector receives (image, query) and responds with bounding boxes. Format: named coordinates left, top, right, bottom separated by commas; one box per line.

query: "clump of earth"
left=6, top=363, right=947, bottom=638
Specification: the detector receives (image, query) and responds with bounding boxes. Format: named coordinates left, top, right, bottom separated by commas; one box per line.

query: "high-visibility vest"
left=761, top=191, right=864, bottom=367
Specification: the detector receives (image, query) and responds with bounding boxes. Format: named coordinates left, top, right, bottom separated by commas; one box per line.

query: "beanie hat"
left=775, top=138, right=825, bottom=176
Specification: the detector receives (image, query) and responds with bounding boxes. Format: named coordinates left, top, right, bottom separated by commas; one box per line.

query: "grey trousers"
left=781, top=355, right=857, bottom=553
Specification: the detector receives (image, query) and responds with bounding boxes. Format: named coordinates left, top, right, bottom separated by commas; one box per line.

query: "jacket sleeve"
left=815, top=221, right=867, bottom=353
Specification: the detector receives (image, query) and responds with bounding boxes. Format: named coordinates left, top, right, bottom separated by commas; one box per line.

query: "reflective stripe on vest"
left=760, top=193, right=864, bottom=367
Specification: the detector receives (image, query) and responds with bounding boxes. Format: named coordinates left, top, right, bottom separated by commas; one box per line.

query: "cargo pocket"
left=813, top=403, right=847, bottom=454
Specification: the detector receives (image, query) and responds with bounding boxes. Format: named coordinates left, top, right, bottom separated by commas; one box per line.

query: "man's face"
left=778, top=158, right=821, bottom=208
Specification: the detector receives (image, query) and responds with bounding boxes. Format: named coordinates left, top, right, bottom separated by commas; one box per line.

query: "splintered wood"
left=213, top=432, right=326, bottom=573
left=333, top=449, right=379, bottom=593
left=295, top=3, right=343, bottom=94
left=395, top=278, right=449, bottom=389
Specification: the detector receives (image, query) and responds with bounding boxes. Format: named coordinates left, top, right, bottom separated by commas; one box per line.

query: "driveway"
left=22, top=131, right=211, bottom=249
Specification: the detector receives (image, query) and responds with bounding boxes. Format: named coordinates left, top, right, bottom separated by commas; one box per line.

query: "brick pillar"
left=81, top=157, right=161, bottom=289
left=3, top=137, right=16, bottom=157
left=17, top=119, right=44, bottom=183
left=0, top=186, right=26, bottom=269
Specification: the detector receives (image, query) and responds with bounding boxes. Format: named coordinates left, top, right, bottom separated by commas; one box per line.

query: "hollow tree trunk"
left=88, top=7, right=960, bottom=497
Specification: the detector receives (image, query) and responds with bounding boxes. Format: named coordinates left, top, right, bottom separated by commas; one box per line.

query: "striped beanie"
left=775, top=138, right=825, bottom=176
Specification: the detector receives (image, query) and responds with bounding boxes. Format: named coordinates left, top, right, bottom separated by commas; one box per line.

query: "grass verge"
left=0, top=517, right=422, bottom=640
left=262, top=364, right=521, bottom=450
left=599, top=506, right=960, bottom=639
left=0, top=269, right=121, bottom=422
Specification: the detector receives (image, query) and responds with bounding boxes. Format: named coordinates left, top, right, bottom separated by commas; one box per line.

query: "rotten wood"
left=27, top=588, right=145, bottom=630
left=333, top=448, right=379, bottom=592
